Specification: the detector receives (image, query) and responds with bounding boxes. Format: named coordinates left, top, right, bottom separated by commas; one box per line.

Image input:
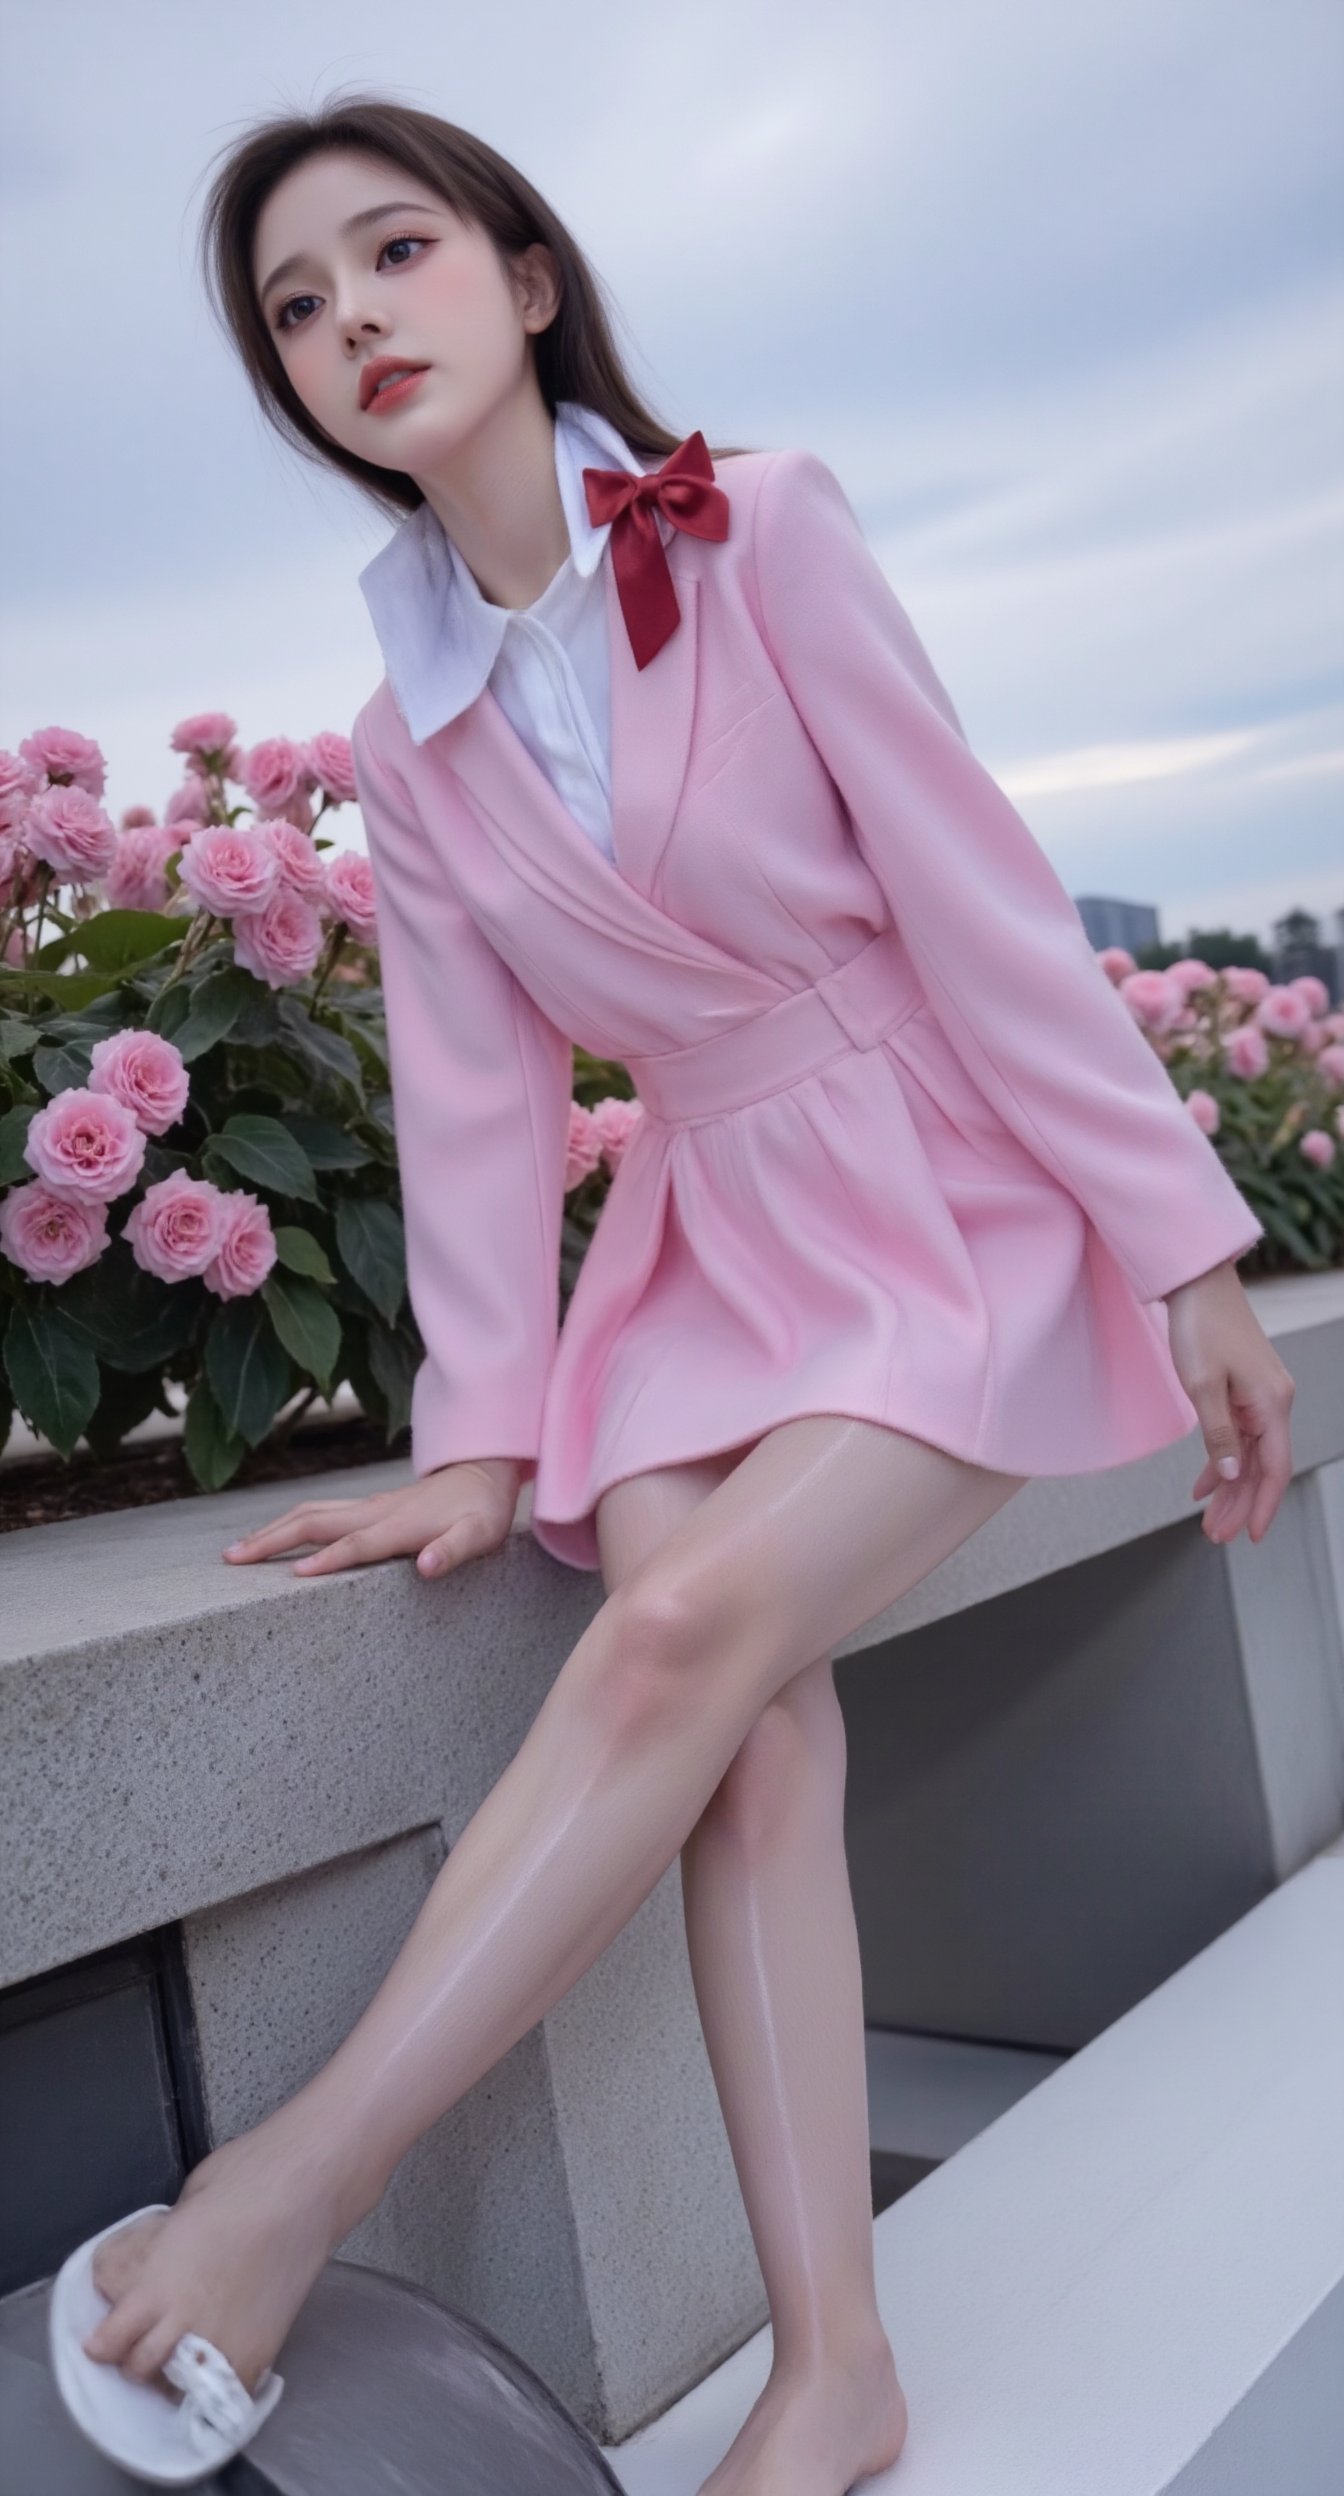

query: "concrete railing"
left=2, top=1269, right=1341, bottom=2444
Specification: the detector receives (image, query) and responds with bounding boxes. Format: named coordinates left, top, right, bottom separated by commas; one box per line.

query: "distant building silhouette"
left=1072, top=895, right=1161, bottom=955
left=1271, top=908, right=1340, bottom=1006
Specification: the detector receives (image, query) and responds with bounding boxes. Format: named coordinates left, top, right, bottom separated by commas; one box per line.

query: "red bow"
left=582, top=429, right=730, bottom=670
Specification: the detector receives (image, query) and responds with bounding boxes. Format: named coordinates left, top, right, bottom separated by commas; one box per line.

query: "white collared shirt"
left=356, top=399, right=651, bottom=863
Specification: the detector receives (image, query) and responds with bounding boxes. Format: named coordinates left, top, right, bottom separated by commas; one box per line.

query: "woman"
left=68, top=96, right=1295, bottom=2495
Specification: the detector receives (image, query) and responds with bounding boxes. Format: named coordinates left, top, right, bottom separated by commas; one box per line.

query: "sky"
left=2, top=0, right=1341, bottom=953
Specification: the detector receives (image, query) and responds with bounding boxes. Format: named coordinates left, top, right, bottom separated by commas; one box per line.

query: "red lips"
left=358, top=356, right=429, bottom=411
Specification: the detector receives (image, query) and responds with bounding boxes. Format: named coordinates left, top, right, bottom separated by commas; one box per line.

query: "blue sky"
left=2, top=0, right=1340, bottom=949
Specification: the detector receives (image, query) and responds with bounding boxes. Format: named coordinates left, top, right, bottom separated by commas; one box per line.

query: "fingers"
left=416, top=1507, right=500, bottom=1578
left=1245, top=1397, right=1294, bottom=1541
left=223, top=1495, right=389, bottom=1564
left=292, top=1515, right=415, bottom=1576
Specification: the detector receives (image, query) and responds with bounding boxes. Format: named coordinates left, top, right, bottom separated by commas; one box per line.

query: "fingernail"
left=419, top=1552, right=441, bottom=1576
left=224, top=1542, right=245, bottom=1557
left=1217, top=1457, right=1240, bottom=1479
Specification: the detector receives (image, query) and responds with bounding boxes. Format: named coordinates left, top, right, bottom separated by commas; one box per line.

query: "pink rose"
left=203, top=1189, right=277, bottom=1299
left=1167, top=957, right=1217, bottom=995
left=0, top=1180, right=108, bottom=1284
left=1185, top=1087, right=1220, bottom=1136
left=564, top=1101, right=604, bottom=1191
left=171, top=711, right=238, bottom=761
left=1289, top=974, right=1330, bottom=1019
left=124, top=1171, right=228, bottom=1280
left=1323, top=1012, right=1344, bottom=1043
left=1317, top=1044, right=1344, bottom=1089
left=261, top=818, right=329, bottom=901
left=0, top=748, right=41, bottom=833
left=1118, top=969, right=1183, bottom=1034
left=24, top=1085, right=147, bottom=1202
left=231, top=887, right=324, bottom=988
left=1096, top=946, right=1137, bottom=983
left=1299, top=1128, right=1337, bottom=1171
left=119, top=803, right=157, bottom=829
left=177, top=822, right=279, bottom=919
left=238, top=736, right=311, bottom=814
left=1255, top=985, right=1312, bottom=1039
left=1300, top=1019, right=1327, bottom=1057
left=18, top=726, right=106, bottom=799
left=304, top=731, right=359, bottom=805
left=23, top=786, right=117, bottom=883
left=1336, top=1105, right=1344, bottom=1141
left=164, top=778, right=213, bottom=828
left=323, top=851, right=378, bottom=943
left=590, top=1094, right=645, bottom=1172
left=104, top=823, right=182, bottom=913
left=88, top=1028, right=190, bottom=1136
left=1223, top=1024, right=1269, bottom=1079
left=1221, top=966, right=1270, bottom=1006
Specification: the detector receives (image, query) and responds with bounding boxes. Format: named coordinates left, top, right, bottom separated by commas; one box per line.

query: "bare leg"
left=85, top=1414, right=1024, bottom=2464
left=597, top=1453, right=912, bottom=2495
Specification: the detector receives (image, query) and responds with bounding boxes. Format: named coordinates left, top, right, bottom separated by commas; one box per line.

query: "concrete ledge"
left=605, top=1834, right=1344, bottom=2494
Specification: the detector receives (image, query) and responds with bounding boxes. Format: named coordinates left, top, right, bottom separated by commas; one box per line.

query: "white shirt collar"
left=357, top=398, right=650, bottom=745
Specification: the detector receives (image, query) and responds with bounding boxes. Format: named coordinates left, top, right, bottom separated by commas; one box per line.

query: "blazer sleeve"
left=350, top=703, right=573, bottom=1481
left=749, top=447, right=1266, bottom=1303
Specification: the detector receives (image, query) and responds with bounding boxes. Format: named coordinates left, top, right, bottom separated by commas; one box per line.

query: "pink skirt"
left=528, top=923, right=1199, bottom=1571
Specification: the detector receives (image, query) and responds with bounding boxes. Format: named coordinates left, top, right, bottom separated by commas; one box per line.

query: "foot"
left=81, top=2100, right=372, bottom=2403
left=696, top=2336, right=908, bottom=2496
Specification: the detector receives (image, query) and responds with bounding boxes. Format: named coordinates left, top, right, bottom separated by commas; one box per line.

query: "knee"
left=578, top=1565, right=751, bottom=1746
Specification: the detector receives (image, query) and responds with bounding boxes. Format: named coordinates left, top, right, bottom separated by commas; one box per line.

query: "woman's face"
left=252, top=148, right=555, bottom=471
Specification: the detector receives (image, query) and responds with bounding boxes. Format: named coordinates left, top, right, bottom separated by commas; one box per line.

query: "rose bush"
left=1097, top=947, right=1344, bottom=1270
left=0, top=715, right=642, bottom=1490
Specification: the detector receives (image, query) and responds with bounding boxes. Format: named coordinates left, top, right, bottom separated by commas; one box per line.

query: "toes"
left=83, top=2292, right=155, bottom=2367
left=123, top=2317, right=186, bottom=2391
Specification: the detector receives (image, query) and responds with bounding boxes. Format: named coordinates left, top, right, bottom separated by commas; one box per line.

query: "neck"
left=414, top=382, right=571, bottom=610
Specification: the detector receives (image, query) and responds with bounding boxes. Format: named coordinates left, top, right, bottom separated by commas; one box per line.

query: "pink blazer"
left=350, top=446, right=1264, bottom=1551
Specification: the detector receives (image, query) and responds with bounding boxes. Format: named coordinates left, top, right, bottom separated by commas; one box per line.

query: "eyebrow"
left=259, top=201, right=439, bottom=307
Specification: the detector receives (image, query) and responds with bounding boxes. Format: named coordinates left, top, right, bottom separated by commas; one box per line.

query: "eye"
left=274, top=234, right=429, bottom=332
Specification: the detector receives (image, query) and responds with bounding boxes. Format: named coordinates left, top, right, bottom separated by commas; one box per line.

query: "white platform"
left=603, top=1832, right=1344, bottom=2495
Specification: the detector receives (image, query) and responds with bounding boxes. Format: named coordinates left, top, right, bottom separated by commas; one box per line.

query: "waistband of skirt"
left=624, top=922, right=925, bottom=1125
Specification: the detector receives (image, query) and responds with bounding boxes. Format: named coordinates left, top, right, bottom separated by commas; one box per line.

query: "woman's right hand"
left=222, top=1457, right=523, bottom=1579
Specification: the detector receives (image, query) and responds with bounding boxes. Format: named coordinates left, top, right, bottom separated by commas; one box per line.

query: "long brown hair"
left=196, top=92, right=752, bottom=525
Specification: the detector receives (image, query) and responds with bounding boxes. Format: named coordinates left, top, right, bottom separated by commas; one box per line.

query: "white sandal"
left=47, top=2202, right=285, bottom=2486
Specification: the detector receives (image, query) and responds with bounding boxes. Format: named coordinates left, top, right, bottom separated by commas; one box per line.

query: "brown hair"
left=196, top=92, right=753, bottom=525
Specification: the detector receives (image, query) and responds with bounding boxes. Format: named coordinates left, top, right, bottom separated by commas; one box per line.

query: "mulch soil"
left=0, top=1414, right=411, bottom=1535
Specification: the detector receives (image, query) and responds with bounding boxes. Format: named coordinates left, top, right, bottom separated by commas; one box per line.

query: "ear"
left=511, top=240, right=563, bottom=333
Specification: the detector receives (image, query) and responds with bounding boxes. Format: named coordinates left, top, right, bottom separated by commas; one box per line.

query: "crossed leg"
left=85, top=1413, right=1025, bottom=2493
left=597, top=1445, right=907, bottom=2494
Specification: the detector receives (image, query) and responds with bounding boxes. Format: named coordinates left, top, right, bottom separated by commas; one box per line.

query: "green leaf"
left=145, top=979, right=193, bottom=1040
left=3, top=1302, right=101, bottom=1457
left=0, top=1103, right=37, bottom=1185
left=171, top=964, right=257, bottom=1063
left=59, top=1242, right=204, bottom=1371
left=204, top=1298, right=292, bottom=1446
left=367, top=1325, right=418, bottom=1438
left=74, top=910, right=182, bottom=973
left=335, top=1197, right=405, bottom=1325
left=82, top=1365, right=169, bottom=1463
left=0, top=1018, right=39, bottom=1065
left=0, top=966, right=123, bottom=1009
left=280, top=1113, right=371, bottom=1172
left=32, top=1038, right=94, bottom=1096
left=262, top=1270, right=340, bottom=1393
left=183, top=1376, right=247, bottom=1491
left=275, top=997, right=364, bottom=1100
left=204, top=1114, right=318, bottom=1204
left=225, top=983, right=282, bottom=1047
left=274, top=1225, right=336, bottom=1285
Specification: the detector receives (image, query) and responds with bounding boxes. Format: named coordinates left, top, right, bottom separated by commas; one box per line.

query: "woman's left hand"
left=1164, top=1259, right=1296, bottom=1544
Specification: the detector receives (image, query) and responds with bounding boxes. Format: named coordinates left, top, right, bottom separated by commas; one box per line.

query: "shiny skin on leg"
left=84, top=1413, right=1024, bottom=2446
left=598, top=1448, right=911, bottom=2495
